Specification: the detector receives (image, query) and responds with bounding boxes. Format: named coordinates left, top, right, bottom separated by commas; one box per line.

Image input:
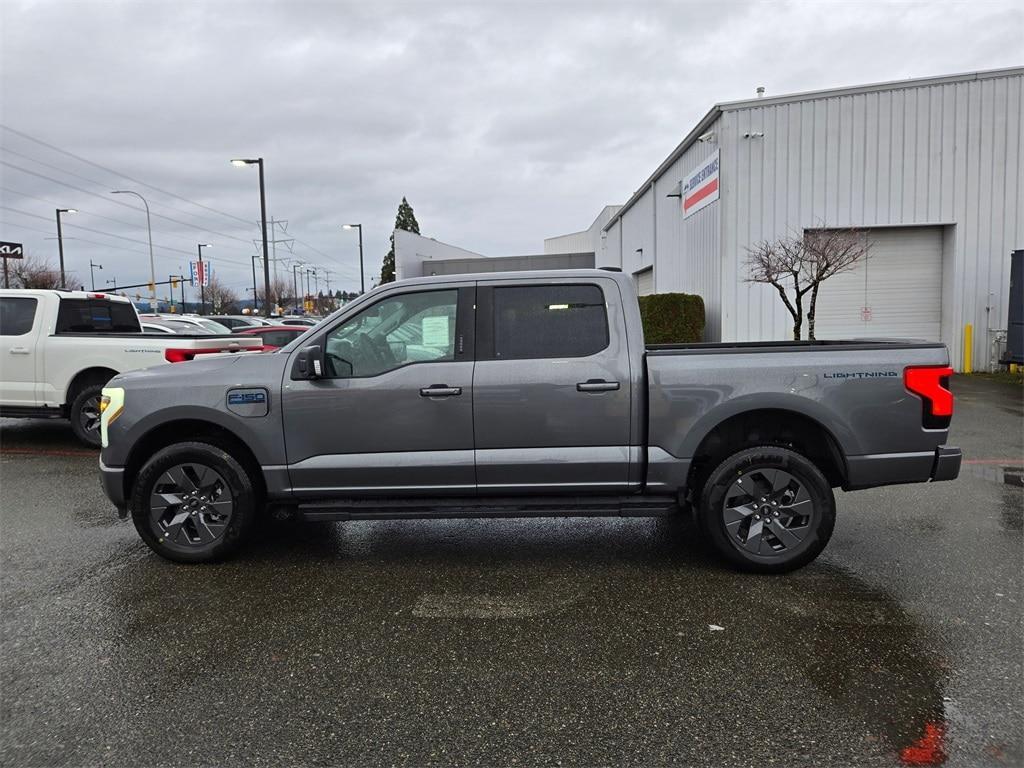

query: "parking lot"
left=0, top=375, right=1020, bottom=767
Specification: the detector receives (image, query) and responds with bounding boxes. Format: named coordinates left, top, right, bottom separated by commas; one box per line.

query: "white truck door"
left=0, top=294, right=43, bottom=406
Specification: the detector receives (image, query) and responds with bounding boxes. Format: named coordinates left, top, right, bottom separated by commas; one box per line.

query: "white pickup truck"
left=0, top=289, right=263, bottom=446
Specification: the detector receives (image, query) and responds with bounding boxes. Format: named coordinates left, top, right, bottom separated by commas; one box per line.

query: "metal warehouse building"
left=550, top=67, right=1023, bottom=370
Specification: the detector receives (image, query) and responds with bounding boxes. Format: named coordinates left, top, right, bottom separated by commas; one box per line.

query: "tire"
left=69, top=383, right=104, bottom=448
left=698, top=446, right=835, bottom=574
left=130, top=441, right=258, bottom=563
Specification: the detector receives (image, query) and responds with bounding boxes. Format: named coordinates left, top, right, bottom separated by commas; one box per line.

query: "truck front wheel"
left=698, top=446, right=835, bottom=574
left=130, top=441, right=258, bottom=563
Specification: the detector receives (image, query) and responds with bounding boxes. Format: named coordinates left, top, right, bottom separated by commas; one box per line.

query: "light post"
left=291, top=262, right=304, bottom=314
left=105, top=277, right=118, bottom=293
left=197, top=243, right=212, bottom=314
left=55, top=208, right=77, bottom=289
left=343, top=223, right=364, bottom=294
left=231, top=158, right=271, bottom=317
left=89, top=260, right=102, bottom=291
left=305, top=268, right=313, bottom=307
left=251, top=255, right=261, bottom=314
left=110, top=190, right=156, bottom=310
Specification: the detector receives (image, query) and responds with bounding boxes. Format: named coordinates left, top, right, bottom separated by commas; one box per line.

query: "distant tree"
left=747, top=226, right=869, bottom=340
left=256, top=277, right=291, bottom=310
left=381, top=196, right=420, bottom=284
left=9, top=253, right=72, bottom=289
left=205, top=277, right=239, bottom=314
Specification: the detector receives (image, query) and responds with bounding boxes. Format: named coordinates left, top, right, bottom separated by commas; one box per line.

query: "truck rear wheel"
left=69, top=383, right=104, bottom=448
left=130, top=441, right=258, bottom=563
left=698, top=446, right=835, bottom=574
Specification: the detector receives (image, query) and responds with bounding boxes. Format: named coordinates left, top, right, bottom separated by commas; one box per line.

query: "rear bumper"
left=930, top=445, right=962, bottom=482
left=845, top=445, right=961, bottom=490
left=99, top=459, right=127, bottom=515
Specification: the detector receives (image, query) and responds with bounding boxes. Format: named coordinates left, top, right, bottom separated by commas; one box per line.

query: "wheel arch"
left=64, top=367, right=120, bottom=411
left=685, top=406, right=849, bottom=496
left=123, top=418, right=266, bottom=507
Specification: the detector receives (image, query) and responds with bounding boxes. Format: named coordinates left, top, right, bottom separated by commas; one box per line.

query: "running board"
left=296, top=495, right=680, bottom=522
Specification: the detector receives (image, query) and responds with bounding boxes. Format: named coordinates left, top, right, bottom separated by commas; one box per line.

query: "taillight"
left=164, top=348, right=194, bottom=363
left=904, top=366, right=953, bottom=429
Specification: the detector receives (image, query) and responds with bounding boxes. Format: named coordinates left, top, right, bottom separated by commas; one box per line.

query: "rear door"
left=0, top=295, right=43, bottom=405
left=472, top=277, right=633, bottom=493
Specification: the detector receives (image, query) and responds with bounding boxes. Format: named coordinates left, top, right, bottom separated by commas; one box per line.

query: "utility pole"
left=251, top=255, right=261, bottom=313
left=89, top=260, right=102, bottom=291
left=255, top=218, right=293, bottom=311
left=292, top=262, right=303, bottom=314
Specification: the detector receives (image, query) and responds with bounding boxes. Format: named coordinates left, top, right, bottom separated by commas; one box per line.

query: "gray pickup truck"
left=98, top=269, right=960, bottom=572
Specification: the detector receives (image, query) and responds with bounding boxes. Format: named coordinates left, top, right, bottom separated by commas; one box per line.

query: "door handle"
left=420, top=385, right=462, bottom=397
left=9, top=347, right=30, bottom=355
left=576, top=379, right=620, bottom=392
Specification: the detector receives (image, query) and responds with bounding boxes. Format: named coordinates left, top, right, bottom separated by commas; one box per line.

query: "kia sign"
left=0, top=241, right=24, bottom=259
left=682, top=150, right=720, bottom=219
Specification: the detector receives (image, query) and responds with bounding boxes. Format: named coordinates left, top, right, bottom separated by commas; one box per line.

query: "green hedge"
left=638, top=292, right=705, bottom=344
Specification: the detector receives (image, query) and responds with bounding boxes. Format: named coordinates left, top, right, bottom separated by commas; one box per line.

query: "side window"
left=0, top=297, right=38, bottom=336
left=56, top=299, right=140, bottom=332
left=492, top=284, right=608, bottom=360
left=324, top=289, right=458, bottom=378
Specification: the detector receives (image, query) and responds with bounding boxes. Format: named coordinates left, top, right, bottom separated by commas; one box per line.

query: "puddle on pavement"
left=91, top=520, right=958, bottom=766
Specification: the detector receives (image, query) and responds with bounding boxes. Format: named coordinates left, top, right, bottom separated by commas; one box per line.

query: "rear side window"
left=56, top=299, right=141, bottom=333
left=492, top=284, right=608, bottom=359
left=0, top=297, right=38, bottom=336
left=260, top=330, right=302, bottom=347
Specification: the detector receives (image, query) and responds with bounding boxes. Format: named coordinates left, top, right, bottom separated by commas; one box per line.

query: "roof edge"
left=603, top=65, right=1024, bottom=232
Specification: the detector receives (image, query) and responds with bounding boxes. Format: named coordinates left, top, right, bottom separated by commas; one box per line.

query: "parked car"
left=280, top=317, right=319, bottom=327
left=140, top=321, right=177, bottom=334
left=141, top=314, right=233, bottom=335
left=207, top=315, right=274, bottom=331
left=0, top=290, right=263, bottom=446
left=235, top=325, right=308, bottom=350
left=99, top=270, right=960, bottom=571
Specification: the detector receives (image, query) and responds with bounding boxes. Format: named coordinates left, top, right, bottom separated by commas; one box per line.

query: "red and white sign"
left=682, top=149, right=720, bottom=219
left=190, top=260, right=211, bottom=287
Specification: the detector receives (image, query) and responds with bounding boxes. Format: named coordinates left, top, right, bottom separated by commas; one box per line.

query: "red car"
left=235, top=325, right=307, bottom=350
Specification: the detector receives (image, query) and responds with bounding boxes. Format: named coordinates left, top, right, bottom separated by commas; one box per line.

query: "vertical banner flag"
left=189, top=261, right=211, bottom=287
left=682, top=149, right=720, bottom=218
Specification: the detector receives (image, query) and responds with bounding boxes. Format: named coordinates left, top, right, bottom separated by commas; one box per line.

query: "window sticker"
left=421, top=315, right=450, bottom=347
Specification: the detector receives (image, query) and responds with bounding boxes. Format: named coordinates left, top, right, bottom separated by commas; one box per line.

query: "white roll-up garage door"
left=813, top=226, right=942, bottom=341
left=635, top=267, right=654, bottom=296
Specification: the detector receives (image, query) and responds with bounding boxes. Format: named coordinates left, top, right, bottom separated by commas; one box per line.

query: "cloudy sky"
left=1, top=0, right=1021, bottom=300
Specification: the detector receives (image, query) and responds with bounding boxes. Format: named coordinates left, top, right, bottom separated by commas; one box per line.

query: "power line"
left=0, top=159, right=255, bottom=244
left=0, top=124, right=256, bottom=227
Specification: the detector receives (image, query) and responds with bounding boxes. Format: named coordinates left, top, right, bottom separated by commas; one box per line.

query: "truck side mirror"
left=296, top=344, right=323, bottom=379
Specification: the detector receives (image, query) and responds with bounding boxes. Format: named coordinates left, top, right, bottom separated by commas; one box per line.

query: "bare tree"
left=256, top=277, right=291, bottom=310
left=204, top=277, right=239, bottom=314
left=8, top=253, right=74, bottom=290
left=746, top=226, right=869, bottom=340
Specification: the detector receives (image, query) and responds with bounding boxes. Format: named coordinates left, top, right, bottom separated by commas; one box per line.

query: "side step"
left=295, top=495, right=680, bottom=522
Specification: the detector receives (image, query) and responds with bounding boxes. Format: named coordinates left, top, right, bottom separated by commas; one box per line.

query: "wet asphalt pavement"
left=1, top=375, right=1021, bottom=767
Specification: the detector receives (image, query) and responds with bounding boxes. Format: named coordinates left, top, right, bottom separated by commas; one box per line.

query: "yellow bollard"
left=963, top=324, right=973, bottom=374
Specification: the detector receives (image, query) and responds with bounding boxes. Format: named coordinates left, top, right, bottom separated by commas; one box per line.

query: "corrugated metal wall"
left=606, top=68, right=1023, bottom=367
left=720, top=69, right=1022, bottom=369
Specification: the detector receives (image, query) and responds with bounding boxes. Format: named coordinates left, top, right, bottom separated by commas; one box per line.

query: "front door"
left=282, top=284, right=475, bottom=498
left=0, top=296, right=41, bottom=406
left=472, top=278, right=633, bottom=493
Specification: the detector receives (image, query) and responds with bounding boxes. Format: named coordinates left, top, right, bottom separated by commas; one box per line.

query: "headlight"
left=100, top=387, right=125, bottom=448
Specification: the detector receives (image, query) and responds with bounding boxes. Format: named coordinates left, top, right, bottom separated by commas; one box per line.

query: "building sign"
left=0, top=241, right=24, bottom=259
left=682, top=149, right=720, bottom=218
left=190, top=260, right=211, bottom=287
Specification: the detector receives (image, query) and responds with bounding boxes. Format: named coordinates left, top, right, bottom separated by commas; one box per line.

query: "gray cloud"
left=1, top=0, right=1020, bottom=296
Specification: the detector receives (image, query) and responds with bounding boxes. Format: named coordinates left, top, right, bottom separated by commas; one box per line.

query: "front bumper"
left=99, top=458, right=128, bottom=517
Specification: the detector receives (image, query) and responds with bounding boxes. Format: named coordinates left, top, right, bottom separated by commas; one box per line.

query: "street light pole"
left=251, top=255, right=261, bottom=314
left=197, top=243, right=212, bottom=314
left=343, top=223, right=364, bottom=294
left=89, top=260, right=102, bottom=291
left=231, top=158, right=272, bottom=316
left=292, top=262, right=303, bottom=314
left=110, top=191, right=156, bottom=310
left=55, top=208, right=76, bottom=289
